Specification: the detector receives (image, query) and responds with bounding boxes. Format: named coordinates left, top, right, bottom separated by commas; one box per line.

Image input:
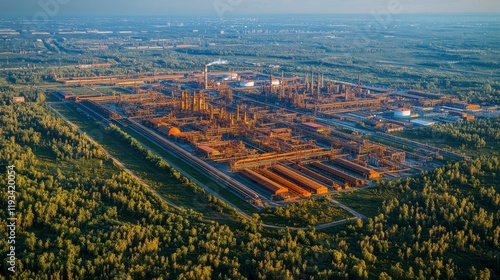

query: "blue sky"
left=2, top=0, right=500, bottom=17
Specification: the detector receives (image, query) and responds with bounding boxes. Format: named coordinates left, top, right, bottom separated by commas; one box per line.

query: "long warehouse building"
left=272, top=164, right=329, bottom=194
left=333, top=158, right=381, bottom=179
left=310, top=162, right=366, bottom=187
left=240, top=169, right=289, bottom=196
left=259, top=169, right=312, bottom=197
left=290, top=165, right=340, bottom=190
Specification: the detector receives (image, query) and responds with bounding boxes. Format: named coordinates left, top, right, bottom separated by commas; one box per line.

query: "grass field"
left=64, top=87, right=98, bottom=95
left=260, top=198, right=351, bottom=227
left=331, top=185, right=397, bottom=218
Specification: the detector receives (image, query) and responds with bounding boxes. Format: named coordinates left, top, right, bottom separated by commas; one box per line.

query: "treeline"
left=353, top=157, right=500, bottom=279
left=403, top=117, right=500, bottom=153
left=0, top=102, right=105, bottom=166
left=0, top=85, right=45, bottom=105
left=0, top=91, right=499, bottom=279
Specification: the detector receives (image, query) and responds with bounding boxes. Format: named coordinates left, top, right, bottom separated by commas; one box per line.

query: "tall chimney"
left=311, top=72, right=314, bottom=93
left=204, top=65, right=208, bottom=90
left=317, top=73, right=321, bottom=98
left=305, top=72, right=309, bottom=91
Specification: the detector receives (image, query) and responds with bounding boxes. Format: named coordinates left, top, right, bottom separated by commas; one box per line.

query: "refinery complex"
left=54, top=67, right=478, bottom=207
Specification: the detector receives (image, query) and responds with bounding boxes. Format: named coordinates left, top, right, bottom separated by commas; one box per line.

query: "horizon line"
left=1, top=12, right=500, bottom=19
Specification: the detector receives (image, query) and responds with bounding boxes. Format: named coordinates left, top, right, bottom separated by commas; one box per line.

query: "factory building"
left=448, top=101, right=480, bottom=111
left=196, top=145, right=221, bottom=159
left=301, top=122, right=326, bottom=133
left=333, top=158, right=381, bottom=179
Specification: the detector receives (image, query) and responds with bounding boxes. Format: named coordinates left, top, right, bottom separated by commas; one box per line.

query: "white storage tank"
left=394, top=108, right=411, bottom=119
left=239, top=81, right=255, bottom=87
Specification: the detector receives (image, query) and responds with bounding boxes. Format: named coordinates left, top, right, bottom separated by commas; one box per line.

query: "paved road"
left=327, top=197, right=366, bottom=220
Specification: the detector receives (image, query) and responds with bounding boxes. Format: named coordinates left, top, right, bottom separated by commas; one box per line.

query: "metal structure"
left=60, top=67, right=466, bottom=202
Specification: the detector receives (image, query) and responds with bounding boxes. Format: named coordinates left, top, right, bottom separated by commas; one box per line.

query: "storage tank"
left=239, top=81, right=255, bottom=87
left=158, top=124, right=181, bottom=136
left=394, top=108, right=411, bottom=119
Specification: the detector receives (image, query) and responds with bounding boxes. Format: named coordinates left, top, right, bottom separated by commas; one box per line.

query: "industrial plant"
left=56, top=67, right=474, bottom=207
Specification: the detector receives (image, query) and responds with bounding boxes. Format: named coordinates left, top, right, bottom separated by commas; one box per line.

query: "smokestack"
left=305, top=72, right=309, bottom=91
left=317, top=73, right=321, bottom=98
left=358, top=72, right=361, bottom=87
left=204, top=65, right=208, bottom=90
left=311, top=72, right=314, bottom=93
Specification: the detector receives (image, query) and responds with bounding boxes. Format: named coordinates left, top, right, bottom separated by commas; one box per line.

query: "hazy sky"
left=2, top=0, right=500, bottom=17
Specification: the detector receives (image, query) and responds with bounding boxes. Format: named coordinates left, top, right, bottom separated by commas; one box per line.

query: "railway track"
left=74, top=101, right=112, bottom=126
left=375, top=132, right=470, bottom=161
left=126, top=118, right=264, bottom=207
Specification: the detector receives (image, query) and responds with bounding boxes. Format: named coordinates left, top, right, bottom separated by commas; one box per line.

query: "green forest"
left=0, top=85, right=499, bottom=279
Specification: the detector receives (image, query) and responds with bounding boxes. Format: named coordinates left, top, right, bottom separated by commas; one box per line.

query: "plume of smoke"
left=207, top=59, right=229, bottom=66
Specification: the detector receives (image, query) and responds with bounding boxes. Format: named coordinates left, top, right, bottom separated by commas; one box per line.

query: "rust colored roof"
left=303, top=122, right=325, bottom=129
left=197, top=145, right=218, bottom=153
left=146, top=118, right=163, bottom=126
left=271, top=128, right=290, bottom=133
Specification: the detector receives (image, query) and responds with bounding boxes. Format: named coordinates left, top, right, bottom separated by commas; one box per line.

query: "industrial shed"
left=196, top=145, right=221, bottom=159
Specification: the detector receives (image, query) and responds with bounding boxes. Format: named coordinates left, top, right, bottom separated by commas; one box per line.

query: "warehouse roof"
left=197, top=145, right=218, bottom=154
left=303, top=122, right=325, bottom=129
